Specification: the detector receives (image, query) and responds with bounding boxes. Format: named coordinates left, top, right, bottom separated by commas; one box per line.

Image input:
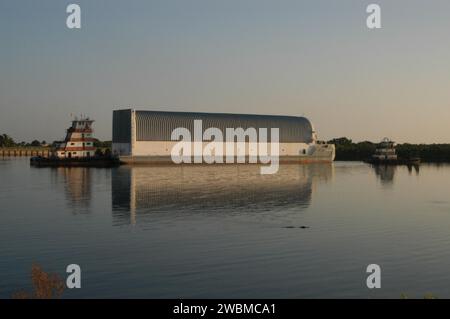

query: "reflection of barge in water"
left=365, top=138, right=420, bottom=165
left=111, top=164, right=334, bottom=225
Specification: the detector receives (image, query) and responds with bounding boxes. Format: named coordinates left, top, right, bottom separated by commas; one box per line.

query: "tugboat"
left=30, top=116, right=119, bottom=167
left=365, top=137, right=420, bottom=165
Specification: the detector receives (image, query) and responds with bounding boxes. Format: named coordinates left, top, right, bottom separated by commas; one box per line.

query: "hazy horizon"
left=1, top=0, right=450, bottom=143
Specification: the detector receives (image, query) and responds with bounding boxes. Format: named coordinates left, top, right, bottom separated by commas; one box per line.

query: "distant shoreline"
left=2, top=136, right=450, bottom=163
left=329, top=138, right=450, bottom=162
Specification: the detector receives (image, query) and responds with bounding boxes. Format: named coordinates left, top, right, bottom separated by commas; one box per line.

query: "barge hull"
left=119, top=154, right=334, bottom=165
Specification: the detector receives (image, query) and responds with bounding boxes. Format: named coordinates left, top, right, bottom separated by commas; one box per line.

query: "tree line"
left=0, top=134, right=46, bottom=147
left=0, top=133, right=112, bottom=149
left=329, top=137, right=450, bottom=162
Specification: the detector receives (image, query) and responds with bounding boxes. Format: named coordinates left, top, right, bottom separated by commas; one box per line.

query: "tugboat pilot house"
left=56, top=117, right=96, bottom=159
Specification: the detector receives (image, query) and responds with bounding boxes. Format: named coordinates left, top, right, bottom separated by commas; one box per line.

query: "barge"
left=112, top=109, right=335, bottom=164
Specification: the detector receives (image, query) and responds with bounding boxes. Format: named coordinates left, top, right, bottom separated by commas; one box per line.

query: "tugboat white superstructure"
left=56, top=116, right=96, bottom=159
left=371, top=138, right=398, bottom=162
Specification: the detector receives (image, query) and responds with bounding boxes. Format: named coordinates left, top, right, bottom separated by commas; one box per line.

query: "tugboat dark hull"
left=364, top=157, right=421, bottom=165
left=30, top=156, right=120, bottom=168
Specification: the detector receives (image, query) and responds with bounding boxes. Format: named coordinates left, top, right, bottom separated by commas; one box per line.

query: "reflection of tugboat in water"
left=30, top=116, right=119, bottom=167
left=365, top=137, right=420, bottom=165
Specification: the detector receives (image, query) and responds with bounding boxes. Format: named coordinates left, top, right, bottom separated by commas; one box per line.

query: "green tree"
left=328, top=137, right=352, bottom=145
left=30, top=140, right=41, bottom=147
left=0, top=134, right=16, bottom=147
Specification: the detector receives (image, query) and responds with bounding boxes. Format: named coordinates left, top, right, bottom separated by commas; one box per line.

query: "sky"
left=1, top=0, right=450, bottom=143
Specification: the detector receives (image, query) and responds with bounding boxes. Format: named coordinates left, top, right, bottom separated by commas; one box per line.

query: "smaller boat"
left=365, top=137, right=420, bottom=165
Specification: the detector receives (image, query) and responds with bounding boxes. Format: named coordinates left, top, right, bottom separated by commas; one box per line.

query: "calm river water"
left=1, top=158, right=450, bottom=298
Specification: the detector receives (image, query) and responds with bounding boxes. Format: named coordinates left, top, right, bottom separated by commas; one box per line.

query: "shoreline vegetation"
left=2, top=133, right=450, bottom=163
left=328, top=137, right=450, bottom=162
left=0, top=133, right=112, bottom=156
left=0, top=133, right=112, bottom=149
left=12, top=263, right=65, bottom=299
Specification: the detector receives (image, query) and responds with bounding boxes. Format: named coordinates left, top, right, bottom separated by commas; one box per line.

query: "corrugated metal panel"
left=115, top=110, right=314, bottom=143
left=112, top=110, right=132, bottom=143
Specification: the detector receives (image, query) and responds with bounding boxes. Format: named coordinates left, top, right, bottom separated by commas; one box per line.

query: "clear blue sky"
left=1, top=0, right=450, bottom=143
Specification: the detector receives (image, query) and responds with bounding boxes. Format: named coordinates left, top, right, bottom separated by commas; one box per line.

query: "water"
left=1, top=158, right=450, bottom=298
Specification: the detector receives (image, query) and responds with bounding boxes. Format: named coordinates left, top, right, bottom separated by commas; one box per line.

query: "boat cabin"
left=372, top=137, right=398, bottom=161
left=56, top=116, right=96, bottom=159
